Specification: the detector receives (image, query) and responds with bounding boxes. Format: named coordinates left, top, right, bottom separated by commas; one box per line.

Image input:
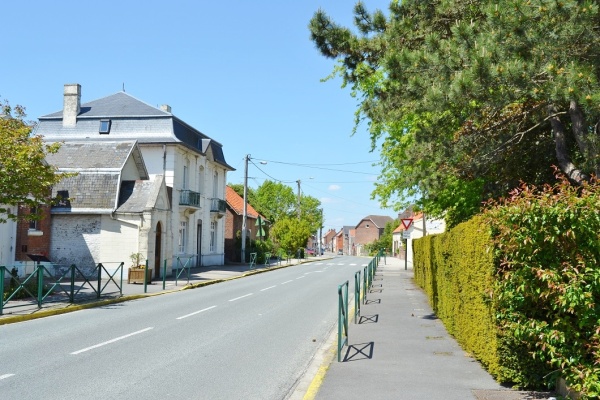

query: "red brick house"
left=323, top=228, right=336, bottom=252
left=15, top=204, right=52, bottom=262
left=354, top=215, right=394, bottom=255
left=224, top=186, right=263, bottom=262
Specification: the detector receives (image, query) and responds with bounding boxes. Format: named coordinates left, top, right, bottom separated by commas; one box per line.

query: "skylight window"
left=99, top=119, right=111, bottom=134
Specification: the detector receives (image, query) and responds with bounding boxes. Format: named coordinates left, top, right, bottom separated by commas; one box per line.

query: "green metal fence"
left=1, top=262, right=124, bottom=315
left=337, top=280, right=349, bottom=362
left=354, top=270, right=361, bottom=323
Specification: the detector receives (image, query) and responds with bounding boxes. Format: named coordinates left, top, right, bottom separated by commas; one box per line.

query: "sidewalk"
left=0, top=255, right=324, bottom=323
left=306, top=256, right=557, bottom=400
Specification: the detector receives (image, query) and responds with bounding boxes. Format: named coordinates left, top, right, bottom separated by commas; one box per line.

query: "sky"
left=1, top=0, right=398, bottom=232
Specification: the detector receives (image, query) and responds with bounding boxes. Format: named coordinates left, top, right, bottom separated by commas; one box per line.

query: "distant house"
left=224, top=186, right=264, bottom=262
left=403, top=213, right=446, bottom=268
left=35, top=84, right=234, bottom=270
left=335, top=226, right=353, bottom=255
left=42, top=141, right=170, bottom=277
left=354, top=215, right=394, bottom=255
left=323, top=229, right=336, bottom=252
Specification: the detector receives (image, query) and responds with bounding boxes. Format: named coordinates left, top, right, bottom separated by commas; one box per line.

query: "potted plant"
left=127, top=252, right=152, bottom=284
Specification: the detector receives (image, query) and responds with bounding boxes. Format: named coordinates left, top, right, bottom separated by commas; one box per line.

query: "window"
left=178, top=221, right=187, bottom=253
left=183, top=165, right=189, bottom=190
left=28, top=207, right=38, bottom=230
left=212, top=171, right=218, bottom=198
left=210, top=221, right=216, bottom=252
left=99, top=119, right=111, bottom=134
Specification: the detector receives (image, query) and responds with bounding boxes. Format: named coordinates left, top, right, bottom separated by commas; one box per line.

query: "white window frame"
left=178, top=221, right=188, bottom=254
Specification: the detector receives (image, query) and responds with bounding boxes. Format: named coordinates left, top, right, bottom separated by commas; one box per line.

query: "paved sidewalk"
left=308, top=257, right=557, bottom=400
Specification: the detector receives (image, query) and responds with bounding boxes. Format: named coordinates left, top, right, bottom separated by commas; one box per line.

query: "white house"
left=0, top=208, right=17, bottom=268
left=396, top=214, right=446, bottom=268
left=35, top=84, right=234, bottom=271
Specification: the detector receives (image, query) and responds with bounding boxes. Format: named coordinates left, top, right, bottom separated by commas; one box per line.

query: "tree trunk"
left=547, top=104, right=589, bottom=184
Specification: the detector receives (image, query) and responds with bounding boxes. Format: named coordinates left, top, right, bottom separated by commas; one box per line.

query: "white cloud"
left=328, top=184, right=341, bottom=191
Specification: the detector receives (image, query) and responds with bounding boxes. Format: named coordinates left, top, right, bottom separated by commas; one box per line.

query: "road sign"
left=402, top=231, right=411, bottom=239
left=401, top=218, right=413, bottom=230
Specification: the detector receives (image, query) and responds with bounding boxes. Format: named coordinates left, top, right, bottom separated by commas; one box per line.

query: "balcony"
left=210, top=198, right=226, bottom=217
left=179, top=189, right=201, bottom=209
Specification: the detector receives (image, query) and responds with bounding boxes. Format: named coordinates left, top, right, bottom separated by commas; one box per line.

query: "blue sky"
left=1, top=0, right=397, bottom=231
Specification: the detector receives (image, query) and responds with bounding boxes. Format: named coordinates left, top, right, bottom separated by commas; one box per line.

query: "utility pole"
left=241, top=154, right=249, bottom=263
left=296, top=179, right=301, bottom=219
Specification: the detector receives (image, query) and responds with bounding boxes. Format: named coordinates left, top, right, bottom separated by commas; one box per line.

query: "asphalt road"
left=0, top=256, right=367, bottom=400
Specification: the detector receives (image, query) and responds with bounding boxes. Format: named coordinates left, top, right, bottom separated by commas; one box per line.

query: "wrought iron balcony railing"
left=180, top=190, right=201, bottom=208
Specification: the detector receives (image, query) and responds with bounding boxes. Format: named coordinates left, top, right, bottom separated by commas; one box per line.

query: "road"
left=0, top=256, right=367, bottom=400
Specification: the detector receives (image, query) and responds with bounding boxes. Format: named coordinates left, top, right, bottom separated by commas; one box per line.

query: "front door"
left=155, top=222, right=162, bottom=278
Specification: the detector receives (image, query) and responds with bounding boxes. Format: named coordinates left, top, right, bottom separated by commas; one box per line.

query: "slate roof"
left=45, top=141, right=147, bottom=176
left=37, top=91, right=234, bottom=171
left=225, top=186, right=259, bottom=219
left=52, top=173, right=120, bottom=211
left=116, top=176, right=167, bottom=213
left=48, top=141, right=148, bottom=212
left=356, top=215, right=394, bottom=229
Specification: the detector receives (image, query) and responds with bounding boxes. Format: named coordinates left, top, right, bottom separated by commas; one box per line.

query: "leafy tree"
left=252, top=180, right=296, bottom=223
left=365, top=219, right=396, bottom=255
left=270, top=217, right=312, bottom=256
left=310, top=1, right=600, bottom=226
left=299, top=194, right=323, bottom=235
left=0, top=100, right=66, bottom=222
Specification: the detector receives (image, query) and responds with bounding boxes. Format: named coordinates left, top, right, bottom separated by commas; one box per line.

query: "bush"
left=484, top=175, right=600, bottom=396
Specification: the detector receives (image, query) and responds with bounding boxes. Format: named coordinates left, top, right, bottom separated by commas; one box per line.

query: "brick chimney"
left=63, top=83, right=81, bottom=127
left=160, top=104, right=171, bottom=113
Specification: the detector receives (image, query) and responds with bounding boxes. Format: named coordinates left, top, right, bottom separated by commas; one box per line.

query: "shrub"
left=484, top=174, right=600, bottom=396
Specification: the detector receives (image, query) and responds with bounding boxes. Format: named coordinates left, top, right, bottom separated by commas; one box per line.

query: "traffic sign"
left=401, top=218, right=413, bottom=230
left=402, top=231, right=411, bottom=239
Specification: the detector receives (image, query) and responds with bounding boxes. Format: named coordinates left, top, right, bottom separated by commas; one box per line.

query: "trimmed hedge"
left=414, top=215, right=500, bottom=377
left=414, top=177, right=600, bottom=398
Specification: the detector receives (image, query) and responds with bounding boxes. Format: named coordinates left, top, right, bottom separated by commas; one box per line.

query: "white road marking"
left=176, top=305, right=217, bottom=320
left=260, top=285, right=277, bottom=292
left=229, top=293, right=253, bottom=302
left=71, top=327, right=153, bottom=355
left=0, top=374, right=15, bottom=380
left=350, top=263, right=357, bottom=266
left=281, top=280, right=293, bottom=285
left=296, top=276, right=305, bottom=280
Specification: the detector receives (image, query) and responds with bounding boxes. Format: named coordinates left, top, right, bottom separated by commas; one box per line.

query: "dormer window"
left=99, top=119, right=111, bottom=134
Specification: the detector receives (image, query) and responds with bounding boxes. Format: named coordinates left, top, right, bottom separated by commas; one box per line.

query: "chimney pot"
left=160, top=104, right=171, bottom=113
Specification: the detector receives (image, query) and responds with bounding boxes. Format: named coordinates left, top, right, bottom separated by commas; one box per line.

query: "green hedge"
left=414, top=215, right=500, bottom=377
left=414, top=177, right=600, bottom=398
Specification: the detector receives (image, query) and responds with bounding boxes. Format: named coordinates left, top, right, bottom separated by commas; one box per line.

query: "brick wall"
left=354, top=219, right=381, bottom=245
left=15, top=205, right=52, bottom=261
left=51, top=214, right=101, bottom=272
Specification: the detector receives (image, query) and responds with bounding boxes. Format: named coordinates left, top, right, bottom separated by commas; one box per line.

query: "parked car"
left=337, top=249, right=343, bottom=255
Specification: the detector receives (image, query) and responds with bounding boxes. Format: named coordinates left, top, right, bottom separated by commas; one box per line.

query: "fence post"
left=119, top=262, right=124, bottom=296
left=143, top=259, right=148, bottom=293
left=0, top=266, right=5, bottom=315
left=363, top=266, right=367, bottom=304
left=37, top=264, right=44, bottom=308
left=354, top=271, right=361, bottom=323
left=70, top=265, right=76, bottom=303
left=96, top=263, right=102, bottom=299
left=338, top=280, right=349, bottom=362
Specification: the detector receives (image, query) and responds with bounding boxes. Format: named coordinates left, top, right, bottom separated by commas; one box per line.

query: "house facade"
left=35, top=84, right=233, bottom=270
left=224, top=186, right=262, bottom=262
left=0, top=207, right=17, bottom=268
left=354, top=215, right=394, bottom=255
left=323, top=229, right=336, bottom=252
left=42, top=141, right=171, bottom=277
